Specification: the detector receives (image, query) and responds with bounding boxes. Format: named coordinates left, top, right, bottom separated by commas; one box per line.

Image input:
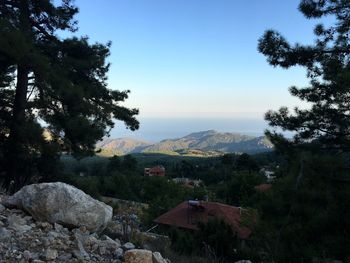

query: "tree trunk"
left=6, top=65, right=29, bottom=190
left=4, top=0, right=30, bottom=192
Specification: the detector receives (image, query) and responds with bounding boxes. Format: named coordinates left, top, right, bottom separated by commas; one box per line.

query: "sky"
left=67, top=0, right=323, bottom=141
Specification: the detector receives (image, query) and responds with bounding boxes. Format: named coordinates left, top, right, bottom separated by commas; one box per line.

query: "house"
left=172, top=178, right=203, bottom=188
left=153, top=200, right=252, bottom=239
left=254, top=183, right=272, bottom=192
left=260, top=168, right=276, bottom=182
left=144, top=165, right=165, bottom=177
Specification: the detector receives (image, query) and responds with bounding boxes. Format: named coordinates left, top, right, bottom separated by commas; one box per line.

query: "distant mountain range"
left=96, top=130, right=273, bottom=156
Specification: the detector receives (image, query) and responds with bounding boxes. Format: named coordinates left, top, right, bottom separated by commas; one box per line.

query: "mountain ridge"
left=96, top=130, right=273, bottom=156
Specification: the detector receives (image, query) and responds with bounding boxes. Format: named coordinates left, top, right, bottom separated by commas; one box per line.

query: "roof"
left=149, top=165, right=165, bottom=171
left=254, top=183, right=272, bottom=192
left=154, top=201, right=252, bottom=239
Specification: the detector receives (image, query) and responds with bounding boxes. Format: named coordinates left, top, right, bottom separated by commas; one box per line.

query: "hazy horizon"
left=68, top=0, right=318, bottom=143
left=109, top=117, right=270, bottom=142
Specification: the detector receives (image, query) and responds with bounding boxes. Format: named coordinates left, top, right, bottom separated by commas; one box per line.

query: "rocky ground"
left=0, top=184, right=169, bottom=263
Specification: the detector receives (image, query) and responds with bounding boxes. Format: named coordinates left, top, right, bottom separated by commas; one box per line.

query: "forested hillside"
left=96, top=130, right=273, bottom=156
left=1, top=0, right=350, bottom=262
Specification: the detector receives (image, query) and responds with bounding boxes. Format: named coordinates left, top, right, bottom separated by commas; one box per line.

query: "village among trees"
left=0, top=0, right=350, bottom=262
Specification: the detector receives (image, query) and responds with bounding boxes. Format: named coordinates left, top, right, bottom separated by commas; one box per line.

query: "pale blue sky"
left=66, top=0, right=324, bottom=140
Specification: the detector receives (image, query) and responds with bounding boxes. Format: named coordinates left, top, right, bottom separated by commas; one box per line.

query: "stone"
left=44, top=248, right=58, bottom=260
left=23, top=250, right=32, bottom=260
left=4, top=182, right=112, bottom=232
left=152, top=252, right=167, bottom=263
left=103, top=220, right=124, bottom=240
left=41, top=237, right=50, bottom=247
left=115, top=247, right=124, bottom=259
left=0, top=192, right=165, bottom=262
left=38, top=222, right=53, bottom=230
left=54, top=222, right=63, bottom=231
left=99, top=245, right=107, bottom=255
left=123, top=242, right=135, bottom=250
left=48, top=230, right=61, bottom=238
left=124, top=249, right=152, bottom=263
left=0, top=203, right=5, bottom=212
left=58, top=252, right=73, bottom=261
left=100, top=235, right=121, bottom=250
left=75, top=232, right=90, bottom=259
left=7, top=214, right=32, bottom=233
left=0, top=227, right=12, bottom=241
left=72, top=249, right=84, bottom=260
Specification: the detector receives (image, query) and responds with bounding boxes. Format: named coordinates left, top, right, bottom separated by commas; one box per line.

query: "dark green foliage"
left=252, top=154, right=350, bottom=262
left=60, top=155, right=209, bottom=226
left=256, top=2, right=350, bottom=261
left=216, top=171, right=264, bottom=206
left=196, top=218, right=238, bottom=260
left=121, top=154, right=138, bottom=171
left=167, top=219, right=240, bottom=261
left=168, top=228, right=197, bottom=255
left=221, top=153, right=235, bottom=166
left=107, top=155, right=121, bottom=172
left=0, top=0, right=139, bottom=190
left=258, top=0, right=350, bottom=150
left=235, top=153, right=259, bottom=172
left=141, top=176, right=207, bottom=226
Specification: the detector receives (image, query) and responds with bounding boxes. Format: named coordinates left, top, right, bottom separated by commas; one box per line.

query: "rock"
left=7, top=214, right=32, bottom=233
left=0, top=203, right=5, bottom=212
left=0, top=227, right=12, bottom=241
left=124, top=249, right=152, bottom=263
left=100, top=235, right=121, bottom=250
left=123, top=242, right=135, bottom=250
left=38, top=221, right=53, bottom=230
left=115, top=247, right=124, bottom=259
left=41, top=237, right=51, bottom=247
left=72, top=249, right=84, bottom=260
left=4, top=182, right=112, bottom=232
left=235, top=261, right=252, bottom=263
left=99, top=245, right=107, bottom=255
left=54, top=222, right=63, bottom=231
left=153, top=252, right=167, bottom=263
left=48, top=230, right=61, bottom=238
left=57, top=252, right=73, bottom=261
left=74, top=231, right=90, bottom=259
left=23, top=250, right=32, bottom=260
left=44, top=248, right=58, bottom=260
left=104, top=220, right=124, bottom=239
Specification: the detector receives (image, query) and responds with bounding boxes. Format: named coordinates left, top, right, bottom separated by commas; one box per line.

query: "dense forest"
left=1, top=0, right=350, bottom=262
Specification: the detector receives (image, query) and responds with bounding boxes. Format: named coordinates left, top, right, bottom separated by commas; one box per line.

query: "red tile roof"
left=254, top=183, right=272, bottom=192
left=145, top=165, right=165, bottom=176
left=154, top=201, right=252, bottom=239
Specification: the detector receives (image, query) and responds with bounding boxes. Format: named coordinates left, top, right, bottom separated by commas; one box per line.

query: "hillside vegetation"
left=96, top=130, right=273, bottom=156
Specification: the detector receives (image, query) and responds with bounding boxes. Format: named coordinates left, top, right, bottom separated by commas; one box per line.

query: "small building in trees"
left=144, top=165, right=165, bottom=177
left=260, top=168, right=276, bottom=182
left=172, top=178, right=203, bottom=188
left=154, top=200, right=252, bottom=239
left=254, top=183, right=272, bottom=192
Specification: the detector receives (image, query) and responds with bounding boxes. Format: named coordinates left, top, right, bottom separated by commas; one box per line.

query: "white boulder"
left=3, top=182, right=112, bottom=232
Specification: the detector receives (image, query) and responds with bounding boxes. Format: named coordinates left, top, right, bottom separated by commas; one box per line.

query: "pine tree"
left=258, top=0, right=350, bottom=151
left=257, top=2, right=350, bottom=260
left=0, top=1, right=139, bottom=190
